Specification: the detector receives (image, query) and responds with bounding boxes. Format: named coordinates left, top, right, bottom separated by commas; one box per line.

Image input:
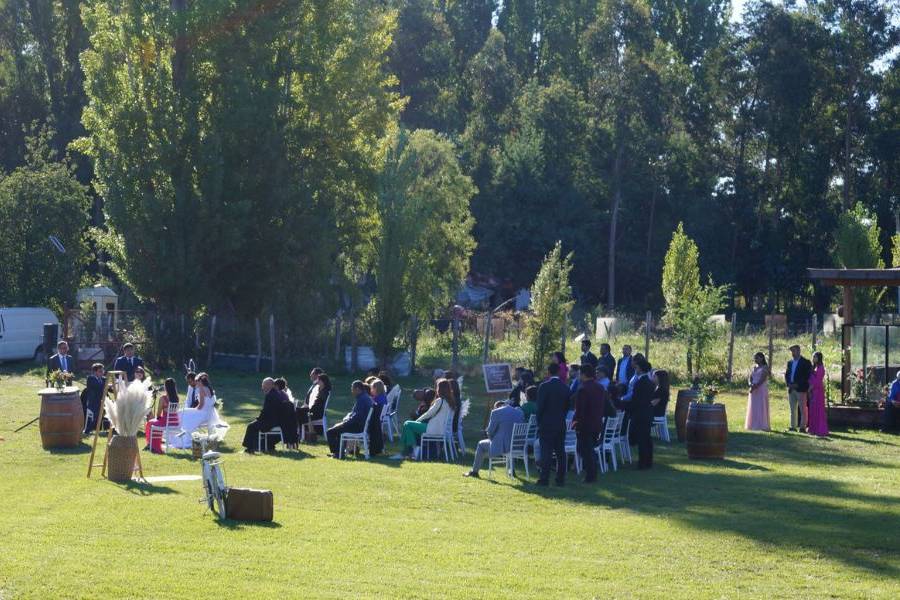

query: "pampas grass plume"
left=105, top=380, right=152, bottom=436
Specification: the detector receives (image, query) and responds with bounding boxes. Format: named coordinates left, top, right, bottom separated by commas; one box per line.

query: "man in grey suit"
left=464, top=400, right=525, bottom=478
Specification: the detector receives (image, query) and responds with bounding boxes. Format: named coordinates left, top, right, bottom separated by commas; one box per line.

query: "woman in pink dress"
left=807, top=351, right=829, bottom=436
left=144, top=378, right=180, bottom=453
left=552, top=352, right=569, bottom=384
left=745, top=352, right=770, bottom=431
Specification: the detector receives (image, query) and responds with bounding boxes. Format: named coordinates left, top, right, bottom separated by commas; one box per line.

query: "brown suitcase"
left=225, top=487, right=274, bottom=521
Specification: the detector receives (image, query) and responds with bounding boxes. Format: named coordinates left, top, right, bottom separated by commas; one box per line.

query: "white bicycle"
left=200, top=450, right=227, bottom=518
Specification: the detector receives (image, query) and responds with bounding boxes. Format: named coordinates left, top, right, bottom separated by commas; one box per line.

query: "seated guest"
left=463, top=400, right=524, bottom=478
left=113, top=342, right=143, bottom=381
left=520, top=385, right=539, bottom=423
left=275, top=377, right=300, bottom=446
left=185, top=371, right=198, bottom=408
left=303, top=368, right=324, bottom=405
left=883, top=371, right=900, bottom=433
left=134, top=365, right=147, bottom=383
left=412, top=388, right=436, bottom=419
left=144, top=378, right=179, bottom=454
left=47, top=340, right=75, bottom=379
left=242, top=378, right=283, bottom=454
left=445, top=370, right=463, bottom=439
left=297, top=373, right=331, bottom=441
left=327, top=380, right=374, bottom=458
left=368, top=379, right=388, bottom=456
left=508, top=367, right=528, bottom=406
left=652, top=369, right=671, bottom=417
left=392, top=379, right=457, bottom=460
left=378, top=371, right=394, bottom=395
left=83, top=363, right=106, bottom=433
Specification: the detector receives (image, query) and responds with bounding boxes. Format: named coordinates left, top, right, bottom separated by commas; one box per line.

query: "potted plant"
left=105, top=380, right=152, bottom=482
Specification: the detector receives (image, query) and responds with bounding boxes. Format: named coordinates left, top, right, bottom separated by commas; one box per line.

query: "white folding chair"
left=506, top=422, right=531, bottom=478
left=419, top=411, right=455, bottom=462
left=454, top=399, right=470, bottom=457
left=524, top=414, right=538, bottom=453
left=652, top=413, right=671, bottom=442
left=596, top=414, right=620, bottom=473
left=259, top=426, right=284, bottom=452
left=382, top=385, right=401, bottom=441
left=301, top=391, right=330, bottom=442
left=615, top=411, right=633, bottom=464
left=148, top=403, right=181, bottom=454
left=339, top=406, right=375, bottom=459
left=564, top=419, right=581, bottom=474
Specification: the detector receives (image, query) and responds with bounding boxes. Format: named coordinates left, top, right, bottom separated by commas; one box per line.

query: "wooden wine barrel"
left=39, top=387, right=84, bottom=449
left=674, top=389, right=700, bottom=442
left=685, top=402, right=728, bottom=459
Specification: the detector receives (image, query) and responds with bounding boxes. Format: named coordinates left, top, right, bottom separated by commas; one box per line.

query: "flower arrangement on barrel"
left=105, top=380, right=152, bottom=482
left=48, top=369, right=73, bottom=391
left=702, top=383, right=720, bottom=404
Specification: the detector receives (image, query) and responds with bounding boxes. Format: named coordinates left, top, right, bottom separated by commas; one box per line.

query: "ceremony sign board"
left=482, top=363, right=513, bottom=394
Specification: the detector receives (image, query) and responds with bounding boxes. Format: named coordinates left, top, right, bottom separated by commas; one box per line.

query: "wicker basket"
left=191, top=437, right=220, bottom=459
left=107, top=435, right=138, bottom=482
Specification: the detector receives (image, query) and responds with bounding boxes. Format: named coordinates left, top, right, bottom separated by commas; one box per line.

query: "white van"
left=0, top=307, right=60, bottom=362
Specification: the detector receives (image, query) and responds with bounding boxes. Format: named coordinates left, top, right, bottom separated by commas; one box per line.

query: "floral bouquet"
left=702, top=384, right=720, bottom=404
left=48, top=369, right=73, bottom=391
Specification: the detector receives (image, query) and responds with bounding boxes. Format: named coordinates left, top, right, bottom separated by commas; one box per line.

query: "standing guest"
left=275, top=378, right=300, bottom=446
left=551, top=352, right=569, bottom=384
left=297, top=373, right=331, bottom=441
left=83, top=363, right=106, bottom=433
left=392, top=379, right=456, bottom=460
left=597, top=367, right=611, bottom=391
left=327, top=381, right=373, bottom=458
left=580, top=339, right=599, bottom=369
left=47, top=340, right=74, bottom=378
left=536, top=363, right=570, bottom=486
left=745, top=353, right=771, bottom=431
left=520, top=385, right=539, bottom=423
left=807, top=352, right=829, bottom=437
left=368, top=379, right=388, bottom=456
left=630, top=357, right=657, bottom=469
left=784, top=345, right=812, bottom=432
left=615, top=345, right=635, bottom=387
left=463, top=400, right=524, bottom=478
left=144, top=378, right=179, bottom=453
left=568, top=364, right=582, bottom=396
left=113, top=343, right=144, bottom=381
left=652, top=369, right=671, bottom=418
left=185, top=372, right=198, bottom=408
left=882, top=371, right=900, bottom=432
left=598, top=344, right=616, bottom=383
left=572, top=364, right=606, bottom=483
left=242, top=378, right=283, bottom=454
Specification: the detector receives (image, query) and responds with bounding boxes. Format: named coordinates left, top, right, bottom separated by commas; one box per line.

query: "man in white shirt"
left=47, top=340, right=74, bottom=378
left=616, top=345, right=635, bottom=386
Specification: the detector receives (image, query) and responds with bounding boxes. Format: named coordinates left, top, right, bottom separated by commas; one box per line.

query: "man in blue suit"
left=536, top=362, right=571, bottom=486
left=464, top=401, right=524, bottom=478
left=113, top=343, right=144, bottom=381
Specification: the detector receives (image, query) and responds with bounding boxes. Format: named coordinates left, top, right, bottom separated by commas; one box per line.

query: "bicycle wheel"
left=201, top=463, right=215, bottom=511
left=211, top=464, right=227, bottom=518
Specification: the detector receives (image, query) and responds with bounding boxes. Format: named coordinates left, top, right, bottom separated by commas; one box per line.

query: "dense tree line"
left=1, top=1, right=898, bottom=334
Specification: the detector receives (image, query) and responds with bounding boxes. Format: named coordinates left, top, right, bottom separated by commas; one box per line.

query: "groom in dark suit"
left=113, top=343, right=144, bottom=381
left=536, top=362, right=571, bottom=486
left=784, top=345, right=812, bottom=431
left=47, top=341, right=75, bottom=377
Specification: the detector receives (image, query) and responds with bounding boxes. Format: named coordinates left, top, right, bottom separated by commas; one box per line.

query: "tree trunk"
left=607, top=141, right=624, bottom=310
left=644, top=185, right=657, bottom=276
left=410, top=315, right=419, bottom=374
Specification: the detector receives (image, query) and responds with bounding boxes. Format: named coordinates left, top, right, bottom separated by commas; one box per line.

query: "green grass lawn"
left=1, top=363, right=898, bottom=599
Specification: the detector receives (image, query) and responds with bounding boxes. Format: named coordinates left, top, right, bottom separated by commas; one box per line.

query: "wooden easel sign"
left=86, top=371, right=144, bottom=481
left=482, top=363, right=513, bottom=394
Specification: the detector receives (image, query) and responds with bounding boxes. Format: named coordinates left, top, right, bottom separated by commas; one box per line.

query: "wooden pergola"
left=807, top=268, right=900, bottom=325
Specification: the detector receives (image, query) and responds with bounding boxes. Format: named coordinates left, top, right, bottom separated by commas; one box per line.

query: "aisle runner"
left=143, top=474, right=202, bottom=483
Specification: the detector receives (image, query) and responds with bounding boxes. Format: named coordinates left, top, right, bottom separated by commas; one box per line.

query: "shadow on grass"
left=46, top=443, right=93, bottom=455
left=122, top=480, right=178, bottom=495
left=215, top=518, right=282, bottom=530
left=499, top=434, right=900, bottom=578
left=827, top=431, right=900, bottom=447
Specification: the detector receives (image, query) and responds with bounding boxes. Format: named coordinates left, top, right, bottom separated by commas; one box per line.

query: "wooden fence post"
left=333, top=310, right=342, bottom=363
left=811, top=313, right=818, bottom=351
left=269, top=314, right=276, bottom=373
left=644, top=311, right=651, bottom=359
left=767, top=314, right=774, bottom=370
left=451, top=316, right=460, bottom=371
left=726, top=312, right=736, bottom=382
left=255, top=317, right=262, bottom=373
left=206, top=315, right=217, bottom=367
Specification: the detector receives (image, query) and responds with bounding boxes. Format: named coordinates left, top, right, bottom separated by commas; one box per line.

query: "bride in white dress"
left=170, top=373, right=228, bottom=448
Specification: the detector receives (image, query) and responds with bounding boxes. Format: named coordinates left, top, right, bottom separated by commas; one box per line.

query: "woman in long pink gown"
left=746, top=352, right=770, bottom=431
left=807, top=351, right=829, bottom=436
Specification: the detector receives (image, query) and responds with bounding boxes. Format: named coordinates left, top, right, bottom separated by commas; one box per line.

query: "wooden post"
left=767, top=314, right=774, bottom=371
left=451, top=315, right=460, bottom=371
left=255, top=317, right=262, bottom=373
left=812, top=313, right=818, bottom=351
left=206, top=315, right=217, bottom=367
left=482, top=311, right=491, bottom=364
left=843, top=286, right=854, bottom=326
left=269, top=314, right=276, bottom=374
left=410, top=315, right=419, bottom=373
left=644, top=311, right=651, bottom=358
left=726, top=312, right=736, bottom=382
